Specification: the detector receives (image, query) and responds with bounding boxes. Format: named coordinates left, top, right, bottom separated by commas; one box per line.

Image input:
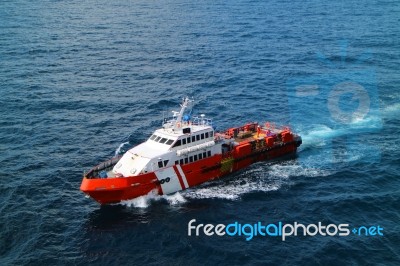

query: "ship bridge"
left=111, top=97, right=217, bottom=177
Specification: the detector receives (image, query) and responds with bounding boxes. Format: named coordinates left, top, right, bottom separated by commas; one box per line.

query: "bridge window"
left=150, top=135, right=157, bottom=140
left=182, top=138, right=186, bottom=145
left=192, top=136, right=195, bottom=142
left=154, top=136, right=161, bottom=142
left=180, top=159, right=184, bottom=165
left=207, top=151, right=211, bottom=157
left=164, top=160, right=169, bottom=167
left=196, top=135, right=200, bottom=141
left=194, top=155, right=198, bottom=161
left=189, top=156, right=193, bottom=163
left=203, top=152, right=207, bottom=158
left=172, top=139, right=181, bottom=147
left=166, top=139, right=174, bottom=145
left=158, top=161, right=163, bottom=168
left=199, top=153, right=203, bottom=160
left=187, top=137, right=191, bottom=144
left=201, top=133, right=204, bottom=139
left=210, top=131, right=214, bottom=137
left=159, top=138, right=167, bottom=144
left=205, top=132, right=209, bottom=138
left=175, top=160, right=178, bottom=165
left=185, top=158, right=188, bottom=164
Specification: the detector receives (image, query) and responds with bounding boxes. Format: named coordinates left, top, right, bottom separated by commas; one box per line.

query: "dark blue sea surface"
left=1, top=0, right=399, bottom=265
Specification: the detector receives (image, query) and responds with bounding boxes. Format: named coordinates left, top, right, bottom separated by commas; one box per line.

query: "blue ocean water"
left=1, top=0, right=399, bottom=265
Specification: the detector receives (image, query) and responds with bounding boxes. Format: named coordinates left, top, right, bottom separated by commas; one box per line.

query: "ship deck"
left=231, top=128, right=283, bottom=144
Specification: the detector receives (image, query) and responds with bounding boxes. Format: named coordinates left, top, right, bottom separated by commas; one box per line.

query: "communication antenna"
left=161, top=111, right=166, bottom=126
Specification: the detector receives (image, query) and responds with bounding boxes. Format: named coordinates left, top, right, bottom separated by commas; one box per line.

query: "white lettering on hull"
left=154, top=167, right=182, bottom=195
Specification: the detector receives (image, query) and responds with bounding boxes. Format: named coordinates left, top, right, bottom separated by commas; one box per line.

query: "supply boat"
left=81, top=97, right=302, bottom=204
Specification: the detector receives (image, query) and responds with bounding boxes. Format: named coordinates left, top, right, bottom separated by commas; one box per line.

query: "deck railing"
left=85, top=156, right=122, bottom=178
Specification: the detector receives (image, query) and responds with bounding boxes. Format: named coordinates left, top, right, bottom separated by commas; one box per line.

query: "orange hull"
left=81, top=139, right=300, bottom=205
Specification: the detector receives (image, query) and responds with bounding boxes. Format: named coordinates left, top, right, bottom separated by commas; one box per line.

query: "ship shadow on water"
left=86, top=204, right=157, bottom=230
left=85, top=198, right=214, bottom=231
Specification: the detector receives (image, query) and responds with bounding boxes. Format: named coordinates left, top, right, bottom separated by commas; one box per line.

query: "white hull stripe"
left=176, top=165, right=189, bottom=189
left=154, top=167, right=182, bottom=195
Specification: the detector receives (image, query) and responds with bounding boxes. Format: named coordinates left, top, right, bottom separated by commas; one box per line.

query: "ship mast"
left=174, top=97, right=193, bottom=129
left=176, top=97, right=190, bottom=123
left=164, top=97, right=193, bottom=130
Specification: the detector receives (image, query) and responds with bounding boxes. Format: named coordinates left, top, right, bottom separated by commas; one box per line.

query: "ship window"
left=159, top=138, right=167, bottom=144
left=201, top=133, right=204, bottom=139
left=207, top=151, right=211, bottom=157
left=189, top=156, right=193, bottom=163
left=175, top=160, right=178, bottom=165
left=163, top=160, right=169, bottom=167
left=196, top=135, right=200, bottom=141
left=205, top=132, right=209, bottom=138
left=182, top=138, right=186, bottom=145
left=166, top=139, right=174, bottom=145
left=158, top=161, right=163, bottom=168
left=203, top=152, right=207, bottom=158
left=199, top=153, right=203, bottom=159
left=194, top=155, right=198, bottom=161
left=192, top=136, right=195, bottom=142
left=154, top=136, right=161, bottom=142
left=210, top=131, right=214, bottom=137
left=180, top=159, right=184, bottom=165
left=150, top=134, right=157, bottom=140
left=185, top=158, right=188, bottom=164
left=172, top=139, right=181, bottom=147
left=187, top=137, right=191, bottom=144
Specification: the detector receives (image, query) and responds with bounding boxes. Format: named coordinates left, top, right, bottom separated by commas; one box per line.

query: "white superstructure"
left=110, top=97, right=226, bottom=177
